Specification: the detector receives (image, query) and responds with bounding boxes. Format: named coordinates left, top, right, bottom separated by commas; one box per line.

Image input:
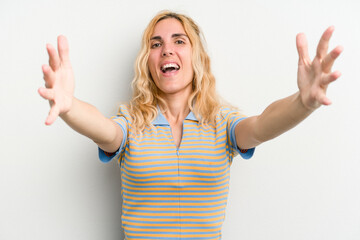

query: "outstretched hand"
left=38, top=35, right=75, bottom=125
left=296, top=26, right=343, bottom=110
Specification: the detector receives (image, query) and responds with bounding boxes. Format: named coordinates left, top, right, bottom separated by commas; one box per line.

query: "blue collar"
left=152, top=109, right=199, bottom=126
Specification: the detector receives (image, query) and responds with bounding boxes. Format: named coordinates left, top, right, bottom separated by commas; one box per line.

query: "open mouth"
left=161, top=63, right=180, bottom=73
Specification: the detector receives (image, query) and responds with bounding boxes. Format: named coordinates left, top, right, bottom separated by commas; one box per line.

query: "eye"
left=175, top=39, right=185, bottom=44
left=151, top=42, right=161, bottom=49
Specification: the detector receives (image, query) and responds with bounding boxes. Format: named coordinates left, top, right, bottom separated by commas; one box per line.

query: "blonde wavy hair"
left=129, top=10, right=222, bottom=132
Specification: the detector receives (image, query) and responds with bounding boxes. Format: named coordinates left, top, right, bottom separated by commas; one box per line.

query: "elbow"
left=94, top=122, right=123, bottom=153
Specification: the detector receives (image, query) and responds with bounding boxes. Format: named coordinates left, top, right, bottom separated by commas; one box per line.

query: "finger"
left=316, top=26, right=334, bottom=60
left=57, top=35, right=71, bottom=67
left=38, top=87, right=55, bottom=101
left=317, top=92, right=332, bottom=106
left=321, top=70, right=341, bottom=86
left=296, top=33, right=311, bottom=65
left=46, top=43, right=60, bottom=71
left=45, top=104, right=60, bottom=125
left=322, top=45, right=343, bottom=73
left=42, top=64, right=55, bottom=87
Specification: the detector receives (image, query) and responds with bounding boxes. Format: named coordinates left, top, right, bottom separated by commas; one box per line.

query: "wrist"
left=59, top=96, right=76, bottom=120
left=296, top=91, right=318, bottom=113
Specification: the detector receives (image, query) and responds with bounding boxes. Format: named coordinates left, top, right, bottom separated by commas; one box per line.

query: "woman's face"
left=148, top=18, right=194, bottom=98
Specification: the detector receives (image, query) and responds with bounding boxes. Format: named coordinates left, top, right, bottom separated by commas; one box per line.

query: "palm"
left=296, top=26, right=343, bottom=110
left=38, top=36, right=75, bottom=125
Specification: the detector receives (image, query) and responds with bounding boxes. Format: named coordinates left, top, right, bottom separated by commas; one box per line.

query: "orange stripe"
left=123, top=171, right=229, bottom=182
left=122, top=215, right=225, bottom=222
left=123, top=163, right=229, bottom=173
left=122, top=211, right=225, bottom=217
left=122, top=177, right=229, bottom=187
left=122, top=183, right=229, bottom=192
left=122, top=168, right=229, bottom=178
left=125, top=228, right=222, bottom=237
left=122, top=205, right=226, bottom=212
left=123, top=158, right=229, bottom=167
left=123, top=188, right=228, bottom=196
left=124, top=195, right=228, bottom=202
left=123, top=199, right=228, bottom=207
left=122, top=220, right=223, bottom=228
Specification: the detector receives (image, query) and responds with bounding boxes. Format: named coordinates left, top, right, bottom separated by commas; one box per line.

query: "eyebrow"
left=150, top=33, right=189, bottom=41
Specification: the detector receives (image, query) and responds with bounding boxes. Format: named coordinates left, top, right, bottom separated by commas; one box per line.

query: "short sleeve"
left=98, top=106, right=129, bottom=163
left=222, top=108, right=255, bottom=160
left=229, top=117, right=255, bottom=159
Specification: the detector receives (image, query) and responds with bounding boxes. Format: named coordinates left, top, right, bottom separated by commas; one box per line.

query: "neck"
left=159, top=91, right=191, bottom=124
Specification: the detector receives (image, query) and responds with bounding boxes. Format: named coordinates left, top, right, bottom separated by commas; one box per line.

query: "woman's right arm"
left=38, top=35, right=123, bottom=153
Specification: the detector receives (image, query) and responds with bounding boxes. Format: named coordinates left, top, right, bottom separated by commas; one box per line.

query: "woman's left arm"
left=235, top=26, right=343, bottom=150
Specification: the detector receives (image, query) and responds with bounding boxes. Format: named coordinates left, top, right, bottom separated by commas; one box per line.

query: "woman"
left=38, top=10, right=342, bottom=240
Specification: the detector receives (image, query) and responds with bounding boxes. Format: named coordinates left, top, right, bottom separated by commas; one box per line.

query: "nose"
left=162, top=50, right=173, bottom=57
left=161, top=44, right=174, bottom=57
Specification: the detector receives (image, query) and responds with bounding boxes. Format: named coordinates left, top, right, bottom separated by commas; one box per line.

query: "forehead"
left=151, top=18, right=186, bottom=38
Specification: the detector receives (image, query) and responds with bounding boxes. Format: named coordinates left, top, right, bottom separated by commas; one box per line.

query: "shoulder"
left=110, top=104, right=133, bottom=128
left=117, top=104, right=130, bottom=115
left=217, top=105, right=245, bottom=120
left=116, top=104, right=132, bottom=120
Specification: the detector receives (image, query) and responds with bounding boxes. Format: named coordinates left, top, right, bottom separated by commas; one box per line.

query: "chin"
left=155, top=77, right=193, bottom=96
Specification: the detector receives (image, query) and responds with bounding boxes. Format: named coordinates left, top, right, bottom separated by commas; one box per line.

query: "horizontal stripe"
left=122, top=211, right=225, bottom=218
left=124, top=228, right=221, bottom=236
left=122, top=181, right=229, bottom=190
left=122, top=215, right=225, bottom=222
left=123, top=168, right=229, bottom=177
left=122, top=200, right=228, bottom=208
left=122, top=205, right=226, bottom=212
left=123, top=189, right=228, bottom=197
left=122, top=225, right=222, bottom=231
left=122, top=174, right=229, bottom=183
left=122, top=208, right=226, bottom=215
left=122, top=219, right=224, bottom=226
left=122, top=176, right=230, bottom=184
left=102, top=105, right=254, bottom=239
left=121, top=177, right=229, bottom=187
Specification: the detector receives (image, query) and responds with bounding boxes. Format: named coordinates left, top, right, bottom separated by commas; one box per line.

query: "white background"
left=1, top=0, right=359, bottom=239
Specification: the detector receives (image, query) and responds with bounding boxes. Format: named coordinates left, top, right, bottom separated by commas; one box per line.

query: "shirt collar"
left=152, top=108, right=199, bottom=126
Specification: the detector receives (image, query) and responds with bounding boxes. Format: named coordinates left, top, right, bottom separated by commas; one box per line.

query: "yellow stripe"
left=124, top=152, right=227, bottom=161
left=126, top=140, right=173, bottom=147
left=122, top=210, right=225, bottom=217
left=122, top=172, right=229, bottom=182
left=124, top=195, right=228, bottom=202
left=123, top=188, right=228, bottom=196
left=122, top=220, right=223, bottom=228
left=125, top=148, right=228, bottom=156
left=123, top=163, right=228, bottom=173
left=123, top=168, right=228, bottom=178
left=123, top=164, right=229, bottom=172
left=122, top=215, right=225, bottom=222
left=123, top=199, right=228, bottom=207
left=127, top=135, right=227, bottom=146
left=122, top=205, right=226, bottom=212
left=122, top=178, right=229, bottom=187
left=125, top=228, right=222, bottom=236
left=182, top=132, right=217, bottom=137
left=128, top=145, right=175, bottom=150
left=123, top=158, right=229, bottom=167
left=122, top=184, right=229, bottom=192
left=123, top=169, right=179, bottom=177
left=124, top=163, right=227, bottom=170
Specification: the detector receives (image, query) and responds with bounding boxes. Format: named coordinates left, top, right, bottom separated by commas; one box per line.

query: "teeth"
left=161, top=63, right=180, bottom=71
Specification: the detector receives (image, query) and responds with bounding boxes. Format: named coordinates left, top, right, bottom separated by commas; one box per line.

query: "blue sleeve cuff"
left=98, top=146, right=122, bottom=163
left=98, top=117, right=127, bottom=163
left=230, top=117, right=255, bottom=160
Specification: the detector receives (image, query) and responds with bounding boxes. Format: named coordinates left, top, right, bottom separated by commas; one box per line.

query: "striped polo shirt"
left=99, top=105, right=255, bottom=240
